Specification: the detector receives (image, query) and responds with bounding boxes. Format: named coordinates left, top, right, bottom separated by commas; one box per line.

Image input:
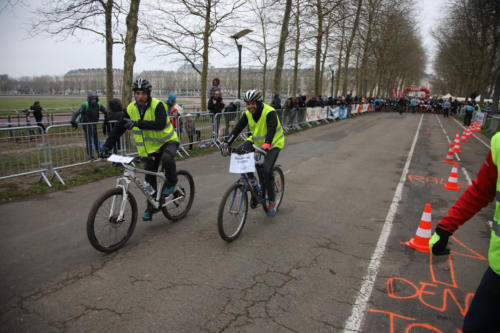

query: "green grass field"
left=0, top=96, right=195, bottom=112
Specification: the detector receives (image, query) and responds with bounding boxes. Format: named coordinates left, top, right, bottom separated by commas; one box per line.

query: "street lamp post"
left=231, top=29, right=252, bottom=99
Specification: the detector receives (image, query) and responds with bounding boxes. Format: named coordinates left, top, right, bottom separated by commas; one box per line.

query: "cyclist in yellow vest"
left=100, top=78, right=179, bottom=221
left=429, top=132, right=500, bottom=332
left=221, top=90, right=285, bottom=216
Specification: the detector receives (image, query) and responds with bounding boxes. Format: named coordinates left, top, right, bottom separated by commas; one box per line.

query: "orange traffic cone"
left=443, top=143, right=454, bottom=163
left=444, top=162, right=460, bottom=191
left=466, top=127, right=472, bottom=138
left=474, top=122, right=481, bottom=132
left=460, top=130, right=467, bottom=142
left=405, top=203, right=432, bottom=253
left=453, top=132, right=462, bottom=153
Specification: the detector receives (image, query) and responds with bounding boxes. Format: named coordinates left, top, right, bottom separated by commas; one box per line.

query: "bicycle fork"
left=112, top=177, right=132, bottom=222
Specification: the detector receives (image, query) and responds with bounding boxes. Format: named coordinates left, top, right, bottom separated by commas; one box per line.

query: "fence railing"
left=0, top=105, right=374, bottom=186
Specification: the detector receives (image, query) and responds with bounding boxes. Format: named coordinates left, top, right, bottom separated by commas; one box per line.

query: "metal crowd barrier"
left=0, top=108, right=78, bottom=129
left=1, top=105, right=377, bottom=186
left=212, top=111, right=250, bottom=143
left=177, top=112, right=224, bottom=153
left=0, top=125, right=54, bottom=185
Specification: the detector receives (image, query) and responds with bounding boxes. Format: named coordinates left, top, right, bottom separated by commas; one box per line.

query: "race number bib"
left=107, top=154, right=134, bottom=164
left=229, top=152, right=256, bottom=174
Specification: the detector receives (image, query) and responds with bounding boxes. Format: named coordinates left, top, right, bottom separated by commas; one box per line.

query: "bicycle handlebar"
left=252, top=144, right=267, bottom=155
left=222, top=143, right=267, bottom=156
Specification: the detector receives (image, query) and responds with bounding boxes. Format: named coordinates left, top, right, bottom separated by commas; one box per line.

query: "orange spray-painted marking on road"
left=371, top=236, right=488, bottom=332
left=369, top=309, right=416, bottom=333
left=450, top=236, right=487, bottom=260
left=405, top=323, right=443, bottom=333
left=370, top=308, right=448, bottom=333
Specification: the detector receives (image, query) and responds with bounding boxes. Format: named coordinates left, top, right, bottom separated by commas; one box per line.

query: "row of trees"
left=29, top=0, right=426, bottom=109
left=433, top=0, right=499, bottom=112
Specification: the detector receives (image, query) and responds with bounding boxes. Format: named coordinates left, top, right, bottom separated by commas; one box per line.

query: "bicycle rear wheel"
left=217, top=183, right=248, bottom=242
left=262, top=166, right=285, bottom=214
left=87, top=188, right=138, bottom=253
left=161, top=170, right=195, bottom=221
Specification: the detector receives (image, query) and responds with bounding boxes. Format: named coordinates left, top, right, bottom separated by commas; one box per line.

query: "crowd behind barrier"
left=0, top=104, right=497, bottom=186
left=0, top=105, right=207, bottom=129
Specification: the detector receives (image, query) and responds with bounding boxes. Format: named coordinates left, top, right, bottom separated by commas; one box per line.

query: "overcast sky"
left=0, top=0, right=444, bottom=78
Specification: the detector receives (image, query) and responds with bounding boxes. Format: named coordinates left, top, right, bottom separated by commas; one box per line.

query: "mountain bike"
left=217, top=145, right=285, bottom=242
left=87, top=155, right=195, bottom=253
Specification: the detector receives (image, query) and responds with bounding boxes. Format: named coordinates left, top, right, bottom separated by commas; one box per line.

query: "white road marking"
left=461, top=167, right=472, bottom=186
left=342, top=114, right=424, bottom=333
left=435, top=115, right=472, bottom=185
left=451, top=117, right=490, bottom=149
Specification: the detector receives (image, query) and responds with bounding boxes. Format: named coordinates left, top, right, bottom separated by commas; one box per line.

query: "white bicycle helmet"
left=243, top=90, right=262, bottom=103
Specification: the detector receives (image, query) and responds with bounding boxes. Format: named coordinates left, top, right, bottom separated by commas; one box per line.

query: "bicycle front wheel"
left=161, top=170, right=195, bottom=221
left=217, top=183, right=248, bottom=242
left=87, top=188, right=138, bottom=253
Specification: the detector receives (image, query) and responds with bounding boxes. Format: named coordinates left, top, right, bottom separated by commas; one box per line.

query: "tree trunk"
left=121, top=0, right=140, bottom=105
left=314, top=0, right=323, bottom=96
left=354, top=50, right=360, bottom=96
left=104, top=0, right=114, bottom=100
left=200, top=0, right=211, bottom=111
left=359, top=2, right=374, bottom=97
left=334, top=17, right=345, bottom=97
left=261, top=17, right=268, bottom=102
left=272, top=0, right=292, bottom=97
left=342, top=0, right=363, bottom=96
left=492, top=69, right=500, bottom=114
left=292, top=2, right=300, bottom=97
left=262, top=58, right=267, bottom=102
left=320, top=21, right=332, bottom=97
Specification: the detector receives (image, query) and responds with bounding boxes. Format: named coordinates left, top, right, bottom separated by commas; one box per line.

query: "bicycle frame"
left=234, top=149, right=267, bottom=205
left=111, top=162, right=185, bottom=220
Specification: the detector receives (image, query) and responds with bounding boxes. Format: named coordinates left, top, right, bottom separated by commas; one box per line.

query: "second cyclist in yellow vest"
left=100, top=78, right=179, bottom=221
left=221, top=90, right=285, bottom=216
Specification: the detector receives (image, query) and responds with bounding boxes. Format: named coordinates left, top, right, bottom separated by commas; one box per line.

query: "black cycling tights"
left=144, top=141, right=179, bottom=193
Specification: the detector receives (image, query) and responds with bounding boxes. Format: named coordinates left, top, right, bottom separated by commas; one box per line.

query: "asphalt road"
left=0, top=112, right=493, bottom=332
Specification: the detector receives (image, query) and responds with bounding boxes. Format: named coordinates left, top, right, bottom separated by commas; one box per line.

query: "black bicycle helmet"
left=243, top=90, right=262, bottom=103
left=87, top=91, right=99, bottom=101
left=132, top=78, right=152, bottom=94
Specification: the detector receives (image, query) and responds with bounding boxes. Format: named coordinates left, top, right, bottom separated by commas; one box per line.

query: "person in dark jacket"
left=209, top=78, right=221, bottom=98
left=221, top=90, right=285, bottom=216
left=306, top=96, right=317, bottom=107
left=103, top=98, right=125, bottom=154
left=271, top=94, right=281, bottom=110
left=223, top=99, right=241, bottom=137
left=100, top=78, right=179, bottom=222
left=208, top=89, right=225, bottom=138
left=30, top=101, right=45, bottom=132
left=71, top=91, right=108, bottom=160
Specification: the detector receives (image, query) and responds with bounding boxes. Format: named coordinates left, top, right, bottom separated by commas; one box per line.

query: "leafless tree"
left=121, top=0, right=140, bottom=104
left=271, top=0, right=292, bottom=98
left=32, top=0, right=124, bottom=100
left=341, top=0, right=363, bottom=96
left=145, top=0, right=245, bottom=110
left=434, top=0, right=499, bottom=111
left=245, top=0, right=280, bottom=101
